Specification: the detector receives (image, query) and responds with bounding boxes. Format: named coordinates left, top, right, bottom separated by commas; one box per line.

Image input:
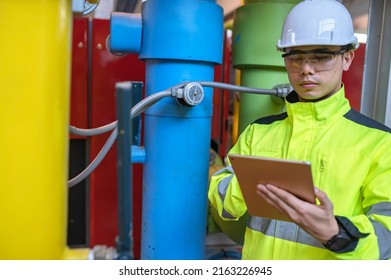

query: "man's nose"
left=300, top=60, right=315, bottom=74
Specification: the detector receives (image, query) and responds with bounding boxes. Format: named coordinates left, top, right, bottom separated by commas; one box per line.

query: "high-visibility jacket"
left=208, top=86, right=391, bottom=259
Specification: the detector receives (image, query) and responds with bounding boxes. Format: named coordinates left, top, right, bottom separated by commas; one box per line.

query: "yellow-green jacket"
left=209, top=87, right=391, bottom=259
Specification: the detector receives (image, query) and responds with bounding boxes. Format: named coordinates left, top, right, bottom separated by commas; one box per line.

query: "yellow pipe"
left=0, top=0, right=72, bottom=259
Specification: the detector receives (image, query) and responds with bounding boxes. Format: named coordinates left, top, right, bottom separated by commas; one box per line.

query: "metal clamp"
left=273, top=83, right=293, bottom=98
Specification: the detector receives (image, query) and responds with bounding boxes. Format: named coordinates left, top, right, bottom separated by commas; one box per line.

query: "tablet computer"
left=228, top=154, right=316, bottom=222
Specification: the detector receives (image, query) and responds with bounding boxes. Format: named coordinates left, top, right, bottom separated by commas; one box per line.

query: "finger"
left=257, top=184, right=294, bottom=214
left=265, top=183, right=300, bottom=207
left=256, top=184, right=284, bottom=212
left=265, top=184, right=319, bottom=223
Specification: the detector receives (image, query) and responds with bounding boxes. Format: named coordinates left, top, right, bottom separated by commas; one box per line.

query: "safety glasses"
left=282, top=49, right=348, bottom=73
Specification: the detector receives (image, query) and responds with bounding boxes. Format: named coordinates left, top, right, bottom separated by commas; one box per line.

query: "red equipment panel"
left=70, top=18, right=88, bottom=139
left=212, top=30, right=232, bottom=159
left=343, top=43, right=366, bottom=111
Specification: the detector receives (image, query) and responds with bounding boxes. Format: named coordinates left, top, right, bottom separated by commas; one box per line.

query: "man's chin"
left=297, top=91, right=324, bottom=102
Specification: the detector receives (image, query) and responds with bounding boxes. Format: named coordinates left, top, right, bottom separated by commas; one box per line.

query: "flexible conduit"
left=68, top=89, right=172, bottom=187
left=68, top=81, right=290, bottom=187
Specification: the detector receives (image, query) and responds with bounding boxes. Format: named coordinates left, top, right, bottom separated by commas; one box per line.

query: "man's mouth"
left=300, top=81, right=317, bottom=88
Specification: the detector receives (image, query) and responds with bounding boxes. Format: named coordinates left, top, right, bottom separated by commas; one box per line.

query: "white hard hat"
left=277, top=0, right=359, bottom=51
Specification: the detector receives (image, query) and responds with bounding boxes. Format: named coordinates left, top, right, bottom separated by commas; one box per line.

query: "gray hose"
left=69, top=122, right=117, bottom=137
left=68, top=127, right=118, bottom=187
left=131, top=90, right=172, bottom=116
left=68, top=90, right=172, bottom=187
left=69, top=90, right=172, bottom=137
left=68, top=81, right=289, bottom=187
left=171, top=81, right=292, bottom=97
left=69, top=82, right=289, bottom=137
left=199, top=81, right=280, bottom=95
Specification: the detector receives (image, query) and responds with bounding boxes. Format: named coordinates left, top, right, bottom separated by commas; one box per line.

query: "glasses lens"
left=284, top=53, right=337, bottom=73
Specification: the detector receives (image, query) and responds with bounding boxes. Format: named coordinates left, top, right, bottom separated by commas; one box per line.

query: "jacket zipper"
left=319, top=159, right=327, bottom=189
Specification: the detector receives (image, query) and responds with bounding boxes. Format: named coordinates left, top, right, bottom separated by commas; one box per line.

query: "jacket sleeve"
left=208, top=124, right=254, bottom=221
left=332, top=134, right=391, bottom=260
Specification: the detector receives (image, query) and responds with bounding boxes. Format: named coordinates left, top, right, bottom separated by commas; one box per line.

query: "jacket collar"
left=285, top=86, right=351, bottom=123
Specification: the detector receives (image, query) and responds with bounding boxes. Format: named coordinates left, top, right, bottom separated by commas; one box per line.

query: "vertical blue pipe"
left=109, top=0, right=223, bottom=259
left=139, top=0, right=223, bottom=259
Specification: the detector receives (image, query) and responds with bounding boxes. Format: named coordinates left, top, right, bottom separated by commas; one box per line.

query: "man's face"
left=283, top=45, right=354, bottom=102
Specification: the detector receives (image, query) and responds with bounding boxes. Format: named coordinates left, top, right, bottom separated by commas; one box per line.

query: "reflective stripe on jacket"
left=208, top=86, right=391, bottom=260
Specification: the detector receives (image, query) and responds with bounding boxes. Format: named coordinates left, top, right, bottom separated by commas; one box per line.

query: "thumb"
left=315, top=187, right=333, bottom=209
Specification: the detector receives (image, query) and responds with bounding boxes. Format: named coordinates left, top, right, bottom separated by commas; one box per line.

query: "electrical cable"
left=69, top=82, right=290, bottom=137
left=68, top=90, right=172, bottom=137
left=69, top=121, right=117, bottom=136
left=68, top=127, right=118, bottom=187
left=131, top=90, right=172, bottom=116
left=68, top=81, right=291, bottom=187
left=171, top=81, right=292, bottom=98
left=200, top=81, right=279, bottom=95
left=68, top=90, right=172, bottom=187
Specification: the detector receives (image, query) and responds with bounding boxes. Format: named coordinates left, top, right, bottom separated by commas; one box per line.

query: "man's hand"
left=256, top=183, right=338, bottom=244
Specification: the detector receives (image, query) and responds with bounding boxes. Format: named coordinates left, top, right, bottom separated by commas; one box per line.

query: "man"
left=208, top=0, right=391, bottom=259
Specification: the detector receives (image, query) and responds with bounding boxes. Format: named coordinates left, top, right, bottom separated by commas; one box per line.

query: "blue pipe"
left=110, top=0, right=223, bottom=259
left=142, top=62, right=215, bottom=260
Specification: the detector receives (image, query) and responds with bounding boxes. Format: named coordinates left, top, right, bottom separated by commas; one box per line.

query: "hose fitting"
left=172, top=82, right=204, bottom=106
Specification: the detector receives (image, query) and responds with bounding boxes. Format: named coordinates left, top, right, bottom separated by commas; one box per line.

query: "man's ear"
left=343, top=51, right=355, bottom=71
